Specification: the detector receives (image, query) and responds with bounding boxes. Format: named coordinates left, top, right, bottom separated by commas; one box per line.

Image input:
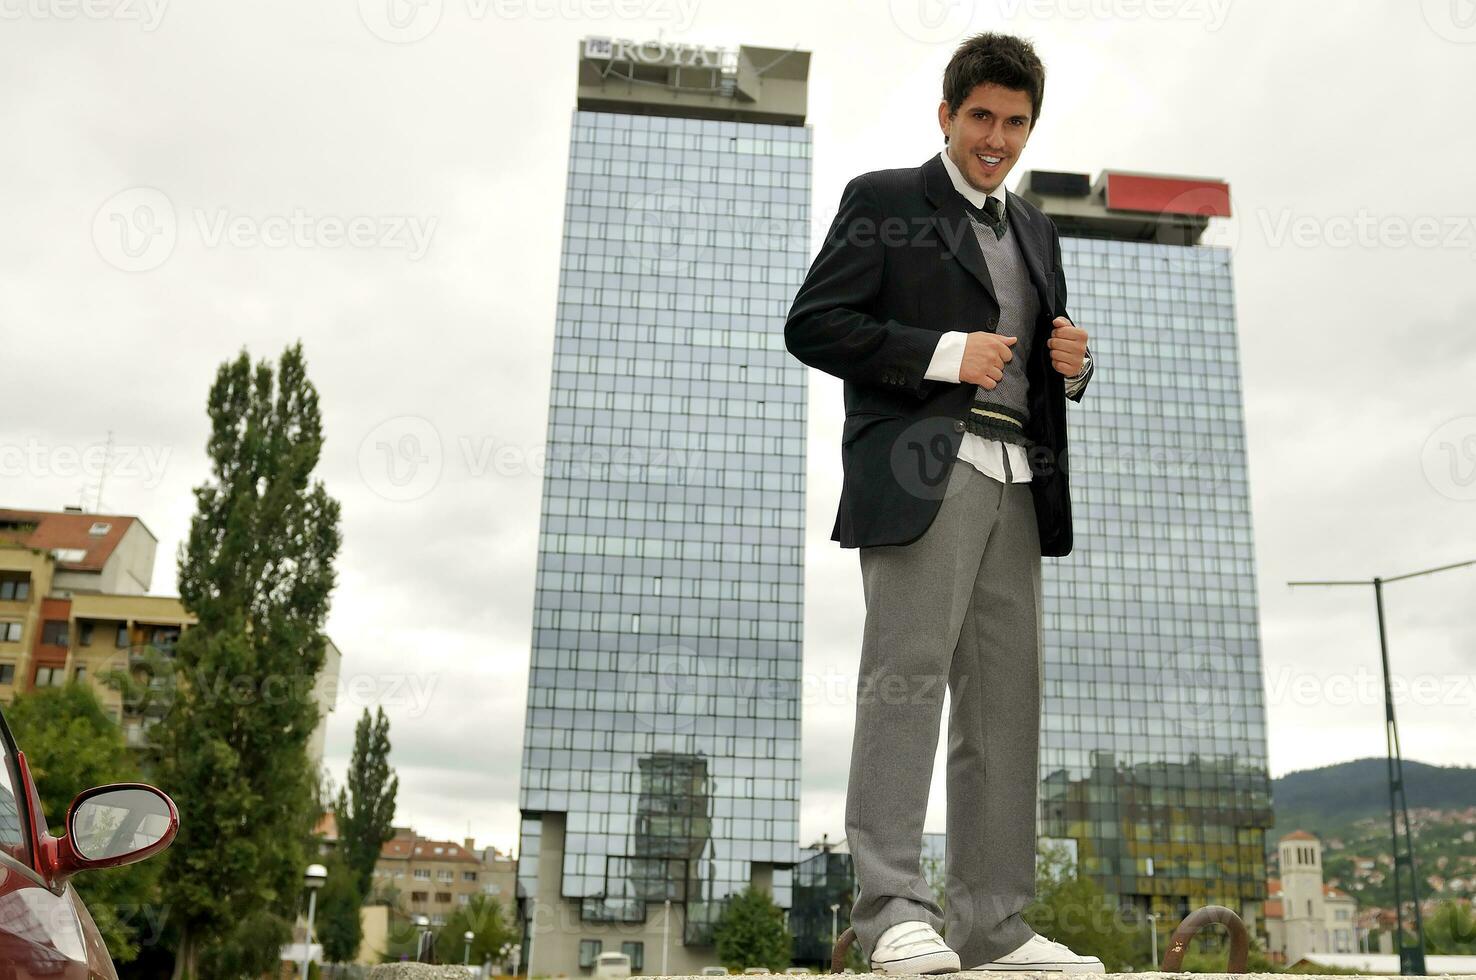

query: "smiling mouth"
left=976, top=152, right=1005, bottom=168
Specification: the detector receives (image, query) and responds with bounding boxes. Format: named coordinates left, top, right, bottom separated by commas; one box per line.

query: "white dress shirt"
left=924, top=149, right=1092, bottom=484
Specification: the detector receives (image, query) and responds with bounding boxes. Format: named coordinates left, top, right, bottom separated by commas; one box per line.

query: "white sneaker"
left=869, top=920, right=961, bottom=975
left=966, top=933, right=1104, bottom=972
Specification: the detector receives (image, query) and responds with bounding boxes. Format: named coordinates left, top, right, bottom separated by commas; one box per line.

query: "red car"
left=0, top=706, right=178, bottom=979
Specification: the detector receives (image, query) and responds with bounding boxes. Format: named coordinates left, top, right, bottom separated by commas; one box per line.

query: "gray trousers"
left=844, top=459, right=1043, bottom=968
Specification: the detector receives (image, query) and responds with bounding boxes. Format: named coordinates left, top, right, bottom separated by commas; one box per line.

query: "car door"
left=0, top=707, right=108, bottom=980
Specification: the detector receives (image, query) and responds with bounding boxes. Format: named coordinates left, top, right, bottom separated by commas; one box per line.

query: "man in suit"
left=784, top=33, right=1101, bottom=975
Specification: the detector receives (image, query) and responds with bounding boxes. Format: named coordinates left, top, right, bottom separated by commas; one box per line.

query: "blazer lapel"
left=1005, top=190, right=1058, bottom=320
left=921, top=153, right=997, bottom=308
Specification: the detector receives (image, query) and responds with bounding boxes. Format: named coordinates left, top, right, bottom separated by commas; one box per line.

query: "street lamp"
left=1289, top=555, right=1476, bottom=975
left=414, top=914, right=432, bottom=963
left=829, top=904, right=840, bottom=950
left=1147, top=912, right=1159, bottom=970
left=464, top=930, right=476, bottom=966
left=300, top=863, right=328, bottom=980
left=663, top=898, right=672, bottom=976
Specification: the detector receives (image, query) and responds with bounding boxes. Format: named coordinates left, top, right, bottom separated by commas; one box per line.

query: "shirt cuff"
left=924, top=331, right=969, bottom=383
left=1064, top=347, right=1092, bottom=397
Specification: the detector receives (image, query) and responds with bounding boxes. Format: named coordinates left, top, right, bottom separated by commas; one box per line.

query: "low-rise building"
left=1262, top=831, right=1359, bottom=961
left=0, top=506, right=338, bottom=767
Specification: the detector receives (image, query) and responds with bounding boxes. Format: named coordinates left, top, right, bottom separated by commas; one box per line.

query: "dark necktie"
left=963, top=195, right=1008, bottom=240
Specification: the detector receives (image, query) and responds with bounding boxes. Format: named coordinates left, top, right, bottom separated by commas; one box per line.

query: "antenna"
left=84, top=430, right=116, bottom=513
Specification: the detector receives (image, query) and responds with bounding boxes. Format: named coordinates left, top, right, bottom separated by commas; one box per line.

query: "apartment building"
left=371, top=828, right=519, bottom=927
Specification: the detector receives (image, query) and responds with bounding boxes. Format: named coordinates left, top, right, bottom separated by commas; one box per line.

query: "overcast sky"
left=3, top=0, right=1474, bottom=857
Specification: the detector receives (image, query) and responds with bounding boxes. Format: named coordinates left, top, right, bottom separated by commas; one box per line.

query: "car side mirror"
left=38, top=783, right=178, bottom=888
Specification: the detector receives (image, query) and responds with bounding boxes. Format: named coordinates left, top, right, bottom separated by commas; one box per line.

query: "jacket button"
left=953, top=419, right=965, bottom=433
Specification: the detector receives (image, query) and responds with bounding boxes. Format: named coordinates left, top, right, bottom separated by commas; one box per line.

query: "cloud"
left=4, top=0, right=1473, bottom=856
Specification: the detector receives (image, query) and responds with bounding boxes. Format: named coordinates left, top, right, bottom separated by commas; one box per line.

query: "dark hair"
left=942, top=32, right=1045, bottom=133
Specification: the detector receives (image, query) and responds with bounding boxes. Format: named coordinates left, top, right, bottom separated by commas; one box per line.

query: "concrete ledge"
left=809, top=975, right=1476, bottom=979
left=365, top=972, right=1476, bottom=980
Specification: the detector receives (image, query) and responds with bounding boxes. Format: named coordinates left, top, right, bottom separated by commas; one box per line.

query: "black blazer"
left=784, top=152, right=1094, bottom=556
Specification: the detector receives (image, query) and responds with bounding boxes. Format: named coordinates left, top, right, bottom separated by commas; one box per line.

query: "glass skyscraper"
left=517, top=39, right=812, bottom=968
left=1024, top=171, right=1272, bottom=926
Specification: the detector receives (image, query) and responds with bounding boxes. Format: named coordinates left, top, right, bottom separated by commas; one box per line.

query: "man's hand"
left=1048, top=316, right=1088, bottom=377
left=959, top=331, right=1017, bottom=389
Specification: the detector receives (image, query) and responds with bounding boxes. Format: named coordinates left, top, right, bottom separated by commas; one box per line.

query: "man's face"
left=938, top=82, right=1034, bottom=195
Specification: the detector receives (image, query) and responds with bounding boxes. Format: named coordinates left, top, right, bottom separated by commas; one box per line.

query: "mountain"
left=1269, top=758, right=1476, bottom=846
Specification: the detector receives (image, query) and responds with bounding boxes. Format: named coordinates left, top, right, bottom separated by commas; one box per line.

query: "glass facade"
left=790, top=846, right=853, bottom=964
left=1039, top=237, right=1272, bottom=918
left=518, top=108, right=812, bottom=946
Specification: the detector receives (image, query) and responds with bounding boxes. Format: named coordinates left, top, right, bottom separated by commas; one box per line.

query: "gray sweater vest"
left=963, top=215, right=1038, bottom=448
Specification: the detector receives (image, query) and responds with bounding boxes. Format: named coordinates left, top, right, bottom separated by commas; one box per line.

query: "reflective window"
left=1039, top=237, right=1272, bottom=913
left=520, top=110, right=810, bottom=945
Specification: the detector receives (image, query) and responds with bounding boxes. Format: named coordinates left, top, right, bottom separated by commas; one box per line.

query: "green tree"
left=713, top=886, right=794, bottom=971
left=6, top=681, right=136, bottom=816
left=315, top=850, right=365, bottom=963
left=433, top=894, right=518, bottom=965
left=6, top=682, right=164, bottom=963
left=1022, top=842, right=1146, bottom=972
left=335, top=707, right=399, bottom=897
left=98, top=644, right=176, bottom=756
left=155, top=342, right=343, bottom=980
